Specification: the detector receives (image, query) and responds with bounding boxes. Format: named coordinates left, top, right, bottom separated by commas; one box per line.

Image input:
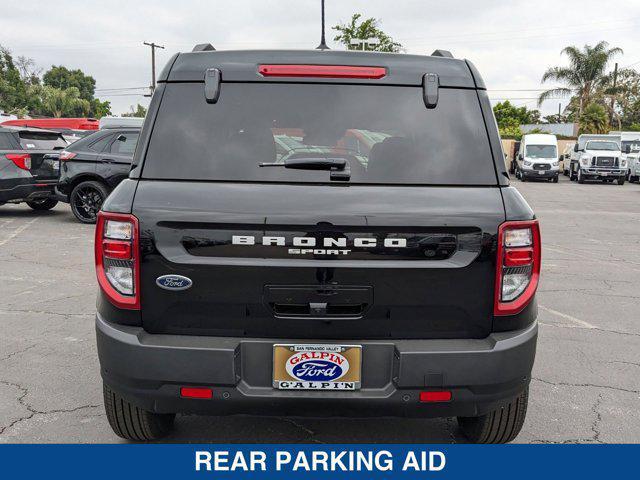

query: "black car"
left=0, top=126, right=66, bottom=211
left=95, top=47, right=540, bottom=443
left=56, top=126, right=140, bottom=223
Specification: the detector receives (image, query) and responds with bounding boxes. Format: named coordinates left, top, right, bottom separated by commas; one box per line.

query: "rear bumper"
left=97, top=314, right=538, bottom=418
left=0, top=182, right=57, bottom=203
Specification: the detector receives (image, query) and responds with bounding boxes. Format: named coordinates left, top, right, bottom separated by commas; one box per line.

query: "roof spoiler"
left=431, top=49, right=453, bottom=58
left=192, top=43, right=216, bottom=52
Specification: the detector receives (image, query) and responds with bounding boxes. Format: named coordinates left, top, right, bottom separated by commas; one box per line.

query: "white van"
left=515, top=134, right=559, bottom=182
left=609, top=131, right=640, bottom=179
left=99, top=116, right=144, bottom=129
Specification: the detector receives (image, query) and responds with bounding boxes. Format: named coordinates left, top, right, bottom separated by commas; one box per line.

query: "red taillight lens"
left=95, top=212, right=140, bottom=310
left=419, top=391, right=452, bottom=403
left=102, top=240, right=132, bottom=260
left=180, top=387, right=213, bottom=399
left=59, top=151, right=77, bottom=161
left=258, top=64, right=387, bottom=79
left=494, top=220, right=541, bottom=316
left=6, top=153, right=31, bottom=170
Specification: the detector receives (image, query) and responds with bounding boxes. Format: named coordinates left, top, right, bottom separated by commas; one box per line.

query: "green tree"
left=43, top=65, right=96, bottom=101
left=493, top=100, right=540, bottom=127
left=35, top=85, right=90, bottom=118
left=333, top=14, right=402, bottom=52
left=0, top=46, right=33, bottom=114
left=122, top=103, right=147, bottom=117
left=578, top=103, right=609, bottom=134
left=538, top=41, right=623, bottom=117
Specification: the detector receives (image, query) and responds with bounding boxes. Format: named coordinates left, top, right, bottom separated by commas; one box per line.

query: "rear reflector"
left=180, top=387, right=213, bottom=399
left=102, top=240, right=132, bottom=260
left=504, top=247, right=534, bottom=267
left=419, top=391, right=452, bottom=403
left=258, top=64, right=386, bottom=79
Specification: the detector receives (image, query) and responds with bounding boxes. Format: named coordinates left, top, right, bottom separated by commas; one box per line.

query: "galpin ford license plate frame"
left=272, top=344, right=362, bottom=390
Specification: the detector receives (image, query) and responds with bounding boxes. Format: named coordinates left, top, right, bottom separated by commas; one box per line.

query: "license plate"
left=538, top=170, right=545, bottom=174
left=601, top=172, right=608, bottom=176
left=273, top=344, right=362, bottom=390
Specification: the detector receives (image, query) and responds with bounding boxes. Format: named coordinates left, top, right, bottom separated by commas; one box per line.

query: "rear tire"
left=70, top=180, right=109, bottom=224
left=457, top=387, right=528, bottom=444
left=26, top=198, right=58, bottom=211
left=618, top=177, right=625, bottom=186
left=577, top=169, right=585, bottom=184
left=552, top=176, right=558, bottom=183
left=103, top=384, right=175, bottom=441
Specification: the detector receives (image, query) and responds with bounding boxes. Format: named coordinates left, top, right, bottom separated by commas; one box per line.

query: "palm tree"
left=538, top=41, right=623, bottom=117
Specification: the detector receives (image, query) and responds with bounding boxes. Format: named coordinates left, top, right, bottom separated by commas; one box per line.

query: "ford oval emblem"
left=156, top=274, right=193, bottom=291
left=285, top=351, right=349, bottom=382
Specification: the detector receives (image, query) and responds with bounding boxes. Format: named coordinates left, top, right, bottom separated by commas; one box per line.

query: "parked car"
left=571, top=139, right=626, bottom=184
left=561, top=142, right=575, bottom=176
left=95, top=47, right=540, bottom=443
left=514, top=133, right=560, bottom=182
left=609, top=131, right=640, bottom=179
left=627, top=148, right=640, bottom=183
left=568, top=134, right=621, bottom=178
left=1, top=117, right=99, bottom=145
left=98, top=116, right=144, bottom=129
left=56, top=127, right=140, bottom=223
left=0, top=126, right=66, bottom=210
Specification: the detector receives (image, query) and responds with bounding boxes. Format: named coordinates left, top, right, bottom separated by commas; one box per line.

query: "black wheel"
left=26, top=198, right=58, bottom=211
left=458, top=387, right=528, bottom=444
left=617, top=177, right=625, bottom=186
left=70, top=180, right=108, bottom=224
left=577, top=169, right=585, bottom=184
left=631, top=175, right=639, bottom=183
left=103, top=384, right=175, bottom=441
left=552, top=176, right=558, bottom=183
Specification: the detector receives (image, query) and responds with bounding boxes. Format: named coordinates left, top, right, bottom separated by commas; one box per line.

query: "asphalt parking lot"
left=1, top=175, right=639, bottom=443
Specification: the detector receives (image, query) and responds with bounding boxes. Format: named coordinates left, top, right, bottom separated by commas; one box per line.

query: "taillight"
left=59, top=151, right=77, bottom=161
left=6, top=153, right=31, bottom=170
left=494, top=220, right=541, bottom=316
left=95, top=212, right=140, bottom=310
left=258, top=64, right=387, bottom=79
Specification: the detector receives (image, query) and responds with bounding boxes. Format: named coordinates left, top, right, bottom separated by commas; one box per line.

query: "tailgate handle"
left=204, top=68, right=221, bottom=103
left=422, top=73, right=439, bottom=109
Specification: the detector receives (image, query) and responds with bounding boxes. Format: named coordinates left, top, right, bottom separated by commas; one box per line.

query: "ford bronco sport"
left=95, top=46, right=540, bottom=443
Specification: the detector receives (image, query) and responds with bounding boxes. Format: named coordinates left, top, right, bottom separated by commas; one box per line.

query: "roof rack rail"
left=192, top=43, right=216, bottom=52
left=431, top=49, right=453, bottom=58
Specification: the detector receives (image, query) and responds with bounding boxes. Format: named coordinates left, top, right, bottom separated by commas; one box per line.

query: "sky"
left=1, top=0, right=639, bottom=117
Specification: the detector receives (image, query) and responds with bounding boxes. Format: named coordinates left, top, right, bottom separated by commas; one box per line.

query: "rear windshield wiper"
left=259, top=157, right=350, bottom=181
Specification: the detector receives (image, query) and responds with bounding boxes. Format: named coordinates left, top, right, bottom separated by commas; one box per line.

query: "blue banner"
left=0, top=444, right=635, bottom=479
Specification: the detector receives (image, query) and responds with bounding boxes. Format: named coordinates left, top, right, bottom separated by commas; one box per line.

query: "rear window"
left=142, top=83, right=497, bottom=185
left=18, top=131, right=67, bottom=150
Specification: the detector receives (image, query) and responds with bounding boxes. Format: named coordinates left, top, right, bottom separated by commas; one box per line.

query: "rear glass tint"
left=18, top=131, right=67, bottom=150
left=143, top=83, right=497, bottom=185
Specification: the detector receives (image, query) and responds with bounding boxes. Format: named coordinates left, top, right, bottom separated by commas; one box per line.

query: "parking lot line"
left=539, top=305, right=597, bottom=329
left=0, top=218, right=39, bottom=247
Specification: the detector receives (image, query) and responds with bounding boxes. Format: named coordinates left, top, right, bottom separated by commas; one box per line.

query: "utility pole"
left=143, top=41, right=165, bottom=96
left=316, top=0, right=329, bottom=50
left=610, top=62, right=618, bottom=126
left=558, top=102, right=562, bottom=122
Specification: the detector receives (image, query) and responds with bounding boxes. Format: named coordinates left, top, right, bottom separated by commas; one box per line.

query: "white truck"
left=609, top=131, right=640, bottom=181
left=569, top=134, right=626, bottom=185
left=515, top=133, right=560, bottom=182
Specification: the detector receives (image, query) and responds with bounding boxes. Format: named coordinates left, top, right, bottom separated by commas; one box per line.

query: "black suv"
left=95, top=48, right=540, bottom=443
left=56, top=126, right=140, bottom=223
left=0, top=126, right=65, bottom=211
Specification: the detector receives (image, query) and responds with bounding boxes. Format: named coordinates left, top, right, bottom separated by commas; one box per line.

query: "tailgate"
left=134, top=181, right=505, bottom=340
